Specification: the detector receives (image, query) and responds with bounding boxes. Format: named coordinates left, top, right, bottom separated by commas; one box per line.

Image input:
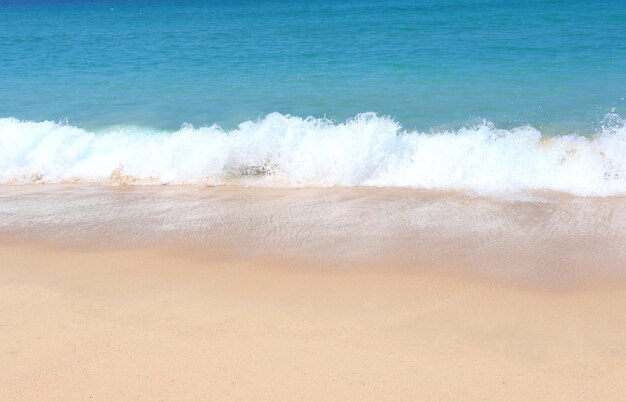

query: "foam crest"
left=1, top=113, right=625, bottom=196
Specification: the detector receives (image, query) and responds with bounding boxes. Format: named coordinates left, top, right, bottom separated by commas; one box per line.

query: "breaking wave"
left=1, top=113, right=625, bottom=196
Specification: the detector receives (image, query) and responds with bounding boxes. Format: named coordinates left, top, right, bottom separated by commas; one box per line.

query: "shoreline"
left=1, top=184, right=625, bottom=289
left=2, top=181, right=626, bottom=197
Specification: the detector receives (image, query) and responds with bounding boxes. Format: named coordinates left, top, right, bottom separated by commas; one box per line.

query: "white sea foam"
left=1, top=113, right=625, bottom=196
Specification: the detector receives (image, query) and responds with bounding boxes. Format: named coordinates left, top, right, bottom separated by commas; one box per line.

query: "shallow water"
left=1, top=185, right=624, bottom=288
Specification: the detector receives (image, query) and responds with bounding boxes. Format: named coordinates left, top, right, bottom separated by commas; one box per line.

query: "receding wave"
left=1, top=113, right=625, bottom=196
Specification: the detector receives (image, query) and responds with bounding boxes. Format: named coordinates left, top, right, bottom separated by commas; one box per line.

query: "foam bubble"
left=1, top=113, right=625, bottom=196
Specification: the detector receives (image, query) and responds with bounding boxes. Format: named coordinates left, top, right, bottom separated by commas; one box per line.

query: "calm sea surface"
left=1, top=0, right=624, bottom=132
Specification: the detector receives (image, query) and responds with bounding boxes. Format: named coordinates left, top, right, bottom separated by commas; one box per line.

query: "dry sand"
left=2, top=244, right=626, bottom=401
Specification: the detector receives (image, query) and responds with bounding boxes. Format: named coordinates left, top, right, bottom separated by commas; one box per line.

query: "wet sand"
left=1, top=185, right=626, bottom=400
left=1, top=185, right=625, bottom=287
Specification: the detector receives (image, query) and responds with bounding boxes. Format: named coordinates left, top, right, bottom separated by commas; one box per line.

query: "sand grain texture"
left=2, top=245, right=626, bottom=401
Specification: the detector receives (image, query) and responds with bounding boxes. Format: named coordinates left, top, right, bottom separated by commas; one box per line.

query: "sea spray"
left=1, top=113, right=624, bottom=196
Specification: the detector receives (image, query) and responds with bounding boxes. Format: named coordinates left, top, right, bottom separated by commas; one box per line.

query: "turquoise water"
left=1, top=0, right=624, bottom=131
left=1, top=0, right=625, bottom=194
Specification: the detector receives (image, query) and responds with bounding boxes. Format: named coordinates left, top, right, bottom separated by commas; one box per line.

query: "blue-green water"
left=1, top=0, right=625, bottom=194
left=1, top=0, right=624, bottom=131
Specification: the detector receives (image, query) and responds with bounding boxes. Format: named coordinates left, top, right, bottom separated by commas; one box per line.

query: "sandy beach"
left=2, top=245, right=626, bottom=401
left=1, top=186, right=626, bottom=401
left=3, top=0, right=625, bottom=399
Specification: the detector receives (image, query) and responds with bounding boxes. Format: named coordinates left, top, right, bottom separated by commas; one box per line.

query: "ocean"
left=1, top=0, right=625, bottom=195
